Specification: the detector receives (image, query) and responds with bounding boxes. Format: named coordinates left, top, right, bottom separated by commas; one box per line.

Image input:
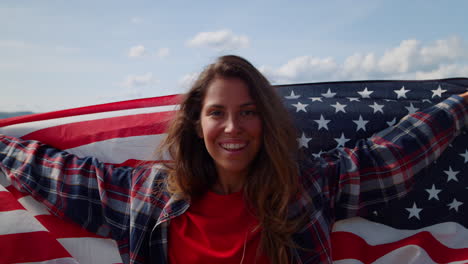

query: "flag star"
left=353, top=115, right=369, bottom=131
left=285, top=90, right=300, bottom=99
left=292, top=102, right=308, bottom=112
left=297, top=133, right=312, bottom=148
left=331, top=102, right=347, bottom=113
left=347, top=97, right=360, bottom=102
left=314, top=115, right=331, bottom=130
left=394, top=86, right=410, bottom=99
left=321, top=88, right=336, bottom=98
left=444, top=166, right=459, bottom=182
left=334, top=133, right=350, bottom=148
left=448, top=198, right=463, bottom=212
left=422, top=99, right=432, bottom=104
left=431, top=85, right=447, bottom=98
left=406, top=203, right=422, bottom=220
left=358, top=87, right=374, bottom=98
left=459, top=149, right=468, bottom=163
left=309, top=97, right=323, bottom=102
left=386, top=117, right=397, bottom=127
left=312, top=150, right=324, bottom=158
left=369, top=102, right=384, bottom=113
left=405, top=103, right=419, bottom=114
left=425, top=184, right=442, bottom=201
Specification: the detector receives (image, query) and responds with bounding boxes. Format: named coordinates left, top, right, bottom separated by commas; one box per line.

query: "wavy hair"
left=159, top=55, right=303, bottom=264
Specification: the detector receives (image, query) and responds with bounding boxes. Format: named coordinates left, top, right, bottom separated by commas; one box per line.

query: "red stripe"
left=0, top=231, right=72, bottom=263
left=21, top=111, right=175, bottom=150
left=0, top=191, right=25, bottom=212
left=331, top=231, right=468, bottom=263
left=6, top=185, right=29, bottom=199
left=0, top=94, right=180, bottom=127
left=35, top=215, right=104, bottom=239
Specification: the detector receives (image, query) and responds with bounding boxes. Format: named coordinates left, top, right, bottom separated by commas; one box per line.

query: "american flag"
left=0, top=78, right=467, bottom=263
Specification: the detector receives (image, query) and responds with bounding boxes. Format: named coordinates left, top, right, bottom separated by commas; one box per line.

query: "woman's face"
left=199, top=77, right=263, bottom=179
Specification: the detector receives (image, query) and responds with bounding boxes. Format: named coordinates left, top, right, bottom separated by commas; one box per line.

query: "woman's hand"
left=460, top=91, right=468, bottom=104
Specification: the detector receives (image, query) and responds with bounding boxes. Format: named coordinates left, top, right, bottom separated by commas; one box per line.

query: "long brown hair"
left=159, top=55, right=303, bottom=263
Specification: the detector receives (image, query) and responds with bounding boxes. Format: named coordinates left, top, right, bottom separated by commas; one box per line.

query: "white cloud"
left=187, top=29, right=249, bottom=51
left=156, top=47, right=169, bottom=58
left=178, top=72, right=199, bottom=89
left=128, top=45, right=147, bottom=58
left=121, top=72, right=157, bottom=88
left=414, top=64, right=468, bottom=79
left=262, top=36, right=468, bottom=84
left=378, top=39, right=420, bottom=73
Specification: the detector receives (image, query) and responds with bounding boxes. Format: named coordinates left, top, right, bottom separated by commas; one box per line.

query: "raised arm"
left=0, top=135, right=163, bottom=241
left=300, top=94, right=467, bottom=219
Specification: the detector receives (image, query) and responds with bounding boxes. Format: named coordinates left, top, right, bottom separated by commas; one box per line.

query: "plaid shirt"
left=0, top=95, right=466, bottom=264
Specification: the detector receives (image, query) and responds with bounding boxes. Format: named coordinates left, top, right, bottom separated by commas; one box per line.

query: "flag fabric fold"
left=1, top=78, right=467, bottom=263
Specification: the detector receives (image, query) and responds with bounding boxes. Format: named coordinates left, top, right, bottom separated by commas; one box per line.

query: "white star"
left=448, top=198, right=463, bottom=212
left=347, top=97, right=360, bottom=102
left=297, top=133, right=312, bottom=148
left=459, top=149, right=468, bottom=163
left=369, top=102, right=384, bottom=114
left=309, top=97, right=323, bottom=102
left=425, top=184, right=442, bottom=201
left=334, top=133, right=350, bottom=148
left=358, top=87, right=374, bottom=98
left=292, top=102, right=308, bottom=112
left=321, top=88, right=336, bottom=98
left=314, top=115, right=331, bottom=130
left=394, top=86, right=410, bottom=99
left=405, top=103, right=419, bottom=115
left=285, top=90, right=300, bottom=99
left=444, top=166, right=459, bottom=182
left=312, top=150, right=324, bottom=159
left=406, top=202, right=422, bottom=220
left=386, top=117, right=397, bottom=127
left=353, top=115, right=369, bottom=131
left=331, top=102, right=347, bottom=113
left=431, top=85, right=447, bottom=98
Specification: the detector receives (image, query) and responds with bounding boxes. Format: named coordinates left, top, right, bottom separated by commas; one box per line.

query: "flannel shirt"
left=0, top=95, right=466, bottom=264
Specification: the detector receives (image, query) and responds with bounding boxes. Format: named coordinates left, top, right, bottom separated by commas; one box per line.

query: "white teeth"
left=221, top=143, right=246, bottom=150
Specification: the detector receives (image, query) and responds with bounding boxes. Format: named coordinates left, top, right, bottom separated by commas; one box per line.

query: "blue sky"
left=1, top=0, right=468, bottom=112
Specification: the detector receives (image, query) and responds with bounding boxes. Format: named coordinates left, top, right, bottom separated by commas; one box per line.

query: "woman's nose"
left=224, top=116, right=241, bottom=134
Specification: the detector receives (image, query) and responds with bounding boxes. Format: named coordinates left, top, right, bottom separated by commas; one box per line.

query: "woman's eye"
left=241, top=110, right=257, bottom=116
left=209, top=110, right=222, bottom=116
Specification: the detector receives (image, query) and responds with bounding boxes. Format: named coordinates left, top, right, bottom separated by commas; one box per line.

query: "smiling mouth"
left=220, top=143, right=247, bottom=151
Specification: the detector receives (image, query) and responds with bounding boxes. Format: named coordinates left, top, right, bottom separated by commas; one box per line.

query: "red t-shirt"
left=168, top=190, right=269, bottom=264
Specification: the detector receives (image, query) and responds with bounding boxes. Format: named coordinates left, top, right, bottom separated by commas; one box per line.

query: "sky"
left=1, top=0, right=468, bottom=113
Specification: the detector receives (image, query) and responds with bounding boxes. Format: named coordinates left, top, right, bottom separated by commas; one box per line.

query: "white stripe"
left=58, top=237, right=123, bottom=264
left=0, top=104, right=178, bottom=138
left=15, top=257, right=80, bottom=264
left=0, top=210, right=47, bottom=235
left=18, top=195, right=51, bottom=216
left=0, top=181, right=8, bottom=191
left=334, top=245, right=468, bottom=264
left=333, top=217, right=468, bottom=249
left=65, top=134, right=168, bottom=164
left=0, top=170, right=11, bottom=188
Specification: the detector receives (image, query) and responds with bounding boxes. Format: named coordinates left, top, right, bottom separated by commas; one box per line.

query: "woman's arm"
left=0, top=135, right=162, bottom=240
left=301, top=94, right=467, bottom=219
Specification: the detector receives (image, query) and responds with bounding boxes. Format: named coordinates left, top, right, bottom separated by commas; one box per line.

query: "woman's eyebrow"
left=205, top=102, right=256, bottom=108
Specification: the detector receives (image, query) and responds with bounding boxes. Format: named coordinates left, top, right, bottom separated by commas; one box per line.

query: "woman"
left=0, top=55, right=467, bottom=264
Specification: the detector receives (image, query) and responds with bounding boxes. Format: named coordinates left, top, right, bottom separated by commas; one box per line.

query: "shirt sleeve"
left=0, top=135, right=162, bottom=241
left=300, top=95, right=467, bottom=220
